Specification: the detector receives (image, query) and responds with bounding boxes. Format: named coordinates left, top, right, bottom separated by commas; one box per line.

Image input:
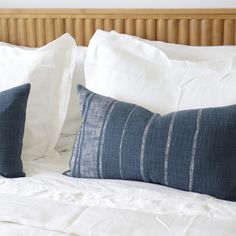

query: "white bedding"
left=0, top=152, right=235, bottom=236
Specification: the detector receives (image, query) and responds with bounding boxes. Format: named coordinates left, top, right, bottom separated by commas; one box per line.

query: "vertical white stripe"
left=164, top=113, right=177, bottom=186
left=189, top=109, right=202, bottom=192
left=73, top=93, right=94, bottom=177
left=70, top=132, right=81, bottom=176
left=140, top=114, right=157, bottom=181
left=98, top=101, right=117, bottom=178
left=119, top=106, right=138, bottom=179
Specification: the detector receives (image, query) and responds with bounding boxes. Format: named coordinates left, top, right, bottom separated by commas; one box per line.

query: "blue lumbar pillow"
left=0, top=84, right=30, bottom=178
left=65, top=85, right=236, bottom=201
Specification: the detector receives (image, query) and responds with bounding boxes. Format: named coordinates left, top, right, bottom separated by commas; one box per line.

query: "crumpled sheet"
left=0, top=152, right=235, bottom=236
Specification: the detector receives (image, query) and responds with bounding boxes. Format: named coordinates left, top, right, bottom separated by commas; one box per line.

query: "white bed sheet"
left=0, top=151, right=235, bottom=236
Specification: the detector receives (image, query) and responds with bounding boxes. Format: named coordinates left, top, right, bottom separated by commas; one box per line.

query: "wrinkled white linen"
left=0, top=152, right=235, bottom=236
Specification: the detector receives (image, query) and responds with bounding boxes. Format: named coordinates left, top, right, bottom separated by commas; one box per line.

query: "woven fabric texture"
left=66, top=85, right=236, bottom=201
left=0, top=84, right=30, bottom=178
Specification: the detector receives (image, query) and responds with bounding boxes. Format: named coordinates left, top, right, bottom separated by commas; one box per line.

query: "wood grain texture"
left=125, top=19, right=135, bottom=36
left=201, top=20, right=212, bottom=46
left=28, top=18, right=37, bottom=47
left=18, top=18, right=27, bottom=46
left=179, top=20, right=189, bottom=45
left=9, top=18, right=18, bottom=45
left=0, top=18, right=9, bottom=42
left=189, top=20, right=201, bottom=46
left=212, top=20, right=223, bottom=46
left=114, top=19, right=125, bottom=33
left=45, top=18, right=55, bottom=43
left=167, top=19, right=178, bottom=43
left=0, top=9, right=236, bottom=46
left=224, top=19, right=235, bottom=45
left=146, top=19, right=156, bottom=40
left=157, top=19, right=167, bottom=42
left=75, top=19, right=84, bottom=45
left=36, top=18, right=46, bottom=47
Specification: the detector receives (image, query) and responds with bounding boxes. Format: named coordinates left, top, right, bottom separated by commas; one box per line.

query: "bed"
left=0, top=8, right=236, bottom=236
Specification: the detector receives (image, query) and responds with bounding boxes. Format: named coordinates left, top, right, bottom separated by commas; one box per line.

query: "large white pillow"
left=0, top=34, right=77, bottom=159
left=85, top=30, right=236, bottom=115
left=111, top=30, right=236, bottom=61
left=0, top=42, right=86, bottom=135
left=0, top=41, right=88, bottom=151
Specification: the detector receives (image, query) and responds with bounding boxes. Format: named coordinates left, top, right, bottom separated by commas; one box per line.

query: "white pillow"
left=0, top=41, right=88, bottom=151
left=111, top=30, right=236, bottom=61
left=0, top=42, right=86, bottom=135
left=85, top=30, right=236, bottom=115
left=0, top=34, right=77, bottom=159
left=61, top=46, right=87, bottom=135
left=56, top=46, right=87, bottom=151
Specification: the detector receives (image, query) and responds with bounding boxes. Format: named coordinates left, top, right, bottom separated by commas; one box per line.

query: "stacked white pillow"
left=85, top=30, right=236, bottom=115
left=0, top=34, right=77, bottom=159
left=0, top=39, right=87, bottom=152
left=56, top=46, right=87, bottom=151
left=62, top=46, right=87, bottom=135
left=111, top=30, right=236, bottom=61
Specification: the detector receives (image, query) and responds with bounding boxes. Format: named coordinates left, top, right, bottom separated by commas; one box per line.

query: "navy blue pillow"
left=0, top=84, right=30, bottom=178
left=66, top=85, right=236, bottom=201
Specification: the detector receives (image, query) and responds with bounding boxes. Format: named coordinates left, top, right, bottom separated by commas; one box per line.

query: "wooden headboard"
left=0, top=9, right=236, bottom=47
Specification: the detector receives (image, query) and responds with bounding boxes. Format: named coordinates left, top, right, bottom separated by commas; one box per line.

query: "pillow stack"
left=85, top=30, right=236, bottom=115
left=0, top=33, right=77, bottom=178
left=66, top=30, right=236, bottom=201
left=0, top=34, right=77, bottom=159
left=66, top=85, right=236, bottom=201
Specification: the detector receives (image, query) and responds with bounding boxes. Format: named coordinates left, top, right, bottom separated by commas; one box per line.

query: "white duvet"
left=0, top=151, right=235, bottom=236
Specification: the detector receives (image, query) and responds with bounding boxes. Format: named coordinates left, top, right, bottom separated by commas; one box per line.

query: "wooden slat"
left=45, top=18, right=55, bottom=43
left=65, top=18, right=74, bottom=37
left=136, top=19, right=145, bottom=38
left=1, top=19, right=8, bottom=42
left=36, top=18, right=46, bottom=47
left=189, top=19, right=201, bottom=45
left=75, top=18, right=84, bottom=45
left=235, top=21, right=236, bottom=45
left=224, top=19, right=235, bottom=45
left=104, top=19, right=114, bottom=32
left=179, top=20, right=189, bottom=45
left=0, top=19, right=2, bottom=42
left=85, top=19, right=94, bottom=46
left=125, top=19, right=135, bottom=36
left=114, top=19, right=125, bottom=34
left=157, top=19, right=167, bottom=42
left=28, top=18, right=36, bottom=47
left=201, top=20, right=212, bottom=46
left=167, top=19, right=178, bottom=43
left=9, top=18, right=18, bottom=45
left=212, top=20, right=223, bottom=45
left=55, top=18, right=65, bottom=38
left=18, top=18, right=27, bottom=46
left=146, top=19, right=156, bottom=40
left=95, top=18, right=104, bottom=31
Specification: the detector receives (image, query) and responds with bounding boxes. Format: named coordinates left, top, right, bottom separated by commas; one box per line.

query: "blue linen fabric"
left=0, top=84, right=30, bottom=178
left=66, top=85, right=236, bottom=201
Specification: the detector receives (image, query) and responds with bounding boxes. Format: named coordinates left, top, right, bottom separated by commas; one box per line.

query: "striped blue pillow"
left=66, top=85, right=236, bottom=201
left=0, top=84, right=30, bottom=178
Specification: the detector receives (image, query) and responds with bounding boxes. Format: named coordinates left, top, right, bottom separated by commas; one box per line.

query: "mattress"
left=0, top=151, right=235, bottom=236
